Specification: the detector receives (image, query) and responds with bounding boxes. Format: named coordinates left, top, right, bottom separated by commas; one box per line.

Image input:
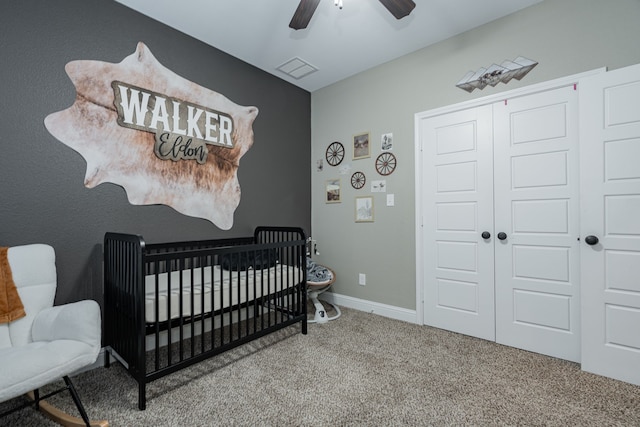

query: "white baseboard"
left=71, top=347, right=108, bottom=375
left=95, top=347, right=107, bottom=368
left=320, top=292, right=418, bottom=324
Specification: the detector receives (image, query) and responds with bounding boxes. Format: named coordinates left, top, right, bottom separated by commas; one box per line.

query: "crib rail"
left=103, top=227, right=307, bottom=410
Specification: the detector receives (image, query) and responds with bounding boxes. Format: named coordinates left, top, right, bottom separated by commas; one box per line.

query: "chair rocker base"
left=0, top=375, right=108, bottom=427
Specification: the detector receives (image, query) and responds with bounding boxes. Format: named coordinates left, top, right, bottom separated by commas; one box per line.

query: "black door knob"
left=497, top=232, right=507, bottom=241
left=481, top=231, right=491, bottom=239
left=585, top=235, right=599, bottom=245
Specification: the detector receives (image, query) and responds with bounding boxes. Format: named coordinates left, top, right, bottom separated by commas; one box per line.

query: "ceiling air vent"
left=277, top=57, right=317, bottom=79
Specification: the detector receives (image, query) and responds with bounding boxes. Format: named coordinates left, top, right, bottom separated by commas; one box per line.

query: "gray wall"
left=0, top=1, right=311, bottom=307
left=311, top=0, right=640, bottom=312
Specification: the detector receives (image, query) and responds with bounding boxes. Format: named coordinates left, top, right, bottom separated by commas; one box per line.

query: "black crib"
left=103, top=226, right=307, bottom=409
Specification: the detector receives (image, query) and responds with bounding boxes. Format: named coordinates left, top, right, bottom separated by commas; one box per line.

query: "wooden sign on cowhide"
left=45, top=42, right=258, bottom=230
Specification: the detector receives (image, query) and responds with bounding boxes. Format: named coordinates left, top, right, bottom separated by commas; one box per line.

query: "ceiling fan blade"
left=378, top=0, right=416, bottom=20
left=289, top=0, right=322, bottom=30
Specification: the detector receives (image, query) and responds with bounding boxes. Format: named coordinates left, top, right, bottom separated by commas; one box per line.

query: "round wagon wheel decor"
left=375, top=152, right=397, bottom=176
left=325, top=141, right=345, bottom=166
left=351, top=171, right=366, bottom=189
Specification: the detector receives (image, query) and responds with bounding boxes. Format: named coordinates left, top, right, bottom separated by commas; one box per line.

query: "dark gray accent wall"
left=0, top=0, right=311, bottom=307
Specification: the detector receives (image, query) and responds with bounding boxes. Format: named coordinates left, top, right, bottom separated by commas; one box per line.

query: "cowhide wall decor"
left=44, top=42, right=259, bottom=230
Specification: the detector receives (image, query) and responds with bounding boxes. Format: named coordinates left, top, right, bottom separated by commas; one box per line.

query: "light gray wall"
left=310, top=0, right=640, bottom=311
left=0, top=0, right=311, bottom=308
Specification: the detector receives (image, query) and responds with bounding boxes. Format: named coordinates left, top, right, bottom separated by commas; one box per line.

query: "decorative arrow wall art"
left=456, top=56, right=538, bottom=93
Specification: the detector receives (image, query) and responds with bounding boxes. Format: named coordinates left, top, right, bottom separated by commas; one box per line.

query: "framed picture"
left=355, top=196, right=374, bottom=222
left=371, top=179, right=386, bottom=193
left=352, top=132, right=370, bottom=160
left=325, top=179, right=341, bottom=203
left=381, top=132, right=393, bottom=151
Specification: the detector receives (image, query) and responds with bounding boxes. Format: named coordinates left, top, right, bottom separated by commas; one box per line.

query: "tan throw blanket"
left=0, top=247, right=26, bottom=324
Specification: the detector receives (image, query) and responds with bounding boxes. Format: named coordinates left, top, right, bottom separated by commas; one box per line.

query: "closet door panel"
left=512, top=198, right=569, bottom=233
left=421, top=105, right=495, bottom=341
left=511, top=151, right=568, bottom=188
left=493, top=85, right=581, bottom=362
left=580, top=63, right=640, bottom=386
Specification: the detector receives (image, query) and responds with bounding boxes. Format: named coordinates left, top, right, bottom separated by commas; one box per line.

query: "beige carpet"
left=1, top=306, right=639, bottom=426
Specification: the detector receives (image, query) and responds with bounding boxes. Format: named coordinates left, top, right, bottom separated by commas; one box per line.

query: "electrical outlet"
left=359, top=273, right=366, bottom=286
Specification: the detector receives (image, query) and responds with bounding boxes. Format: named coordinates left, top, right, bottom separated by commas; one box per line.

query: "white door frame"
left=414, top=68, right=605, bottom=326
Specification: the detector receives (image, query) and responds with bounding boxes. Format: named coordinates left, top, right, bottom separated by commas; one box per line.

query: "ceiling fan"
left=289, top=0, right=416, bottom=30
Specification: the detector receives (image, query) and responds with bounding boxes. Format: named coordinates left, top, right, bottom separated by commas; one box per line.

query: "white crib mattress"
left=144, top=264, right=302, bottom=323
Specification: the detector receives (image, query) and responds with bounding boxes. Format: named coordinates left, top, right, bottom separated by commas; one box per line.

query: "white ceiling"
left=115, top=0, right=543, bottom=92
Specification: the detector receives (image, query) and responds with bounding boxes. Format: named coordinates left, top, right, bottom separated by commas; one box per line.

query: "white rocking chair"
left=0, top=244, right=104, bottom=426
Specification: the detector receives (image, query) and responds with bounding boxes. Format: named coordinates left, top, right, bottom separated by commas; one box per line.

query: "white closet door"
left=493, top=85, right=581, bottom=362
left=580, top=63, right=640, bottom=385
left=421, top=105, right=495, bottom=341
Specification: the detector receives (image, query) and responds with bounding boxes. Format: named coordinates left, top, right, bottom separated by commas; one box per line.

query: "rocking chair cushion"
left=0, top=338, right=96, bottom=402
left=32, top=300, right=101, bottom=345
left=0, top=299, right=100, bottom=403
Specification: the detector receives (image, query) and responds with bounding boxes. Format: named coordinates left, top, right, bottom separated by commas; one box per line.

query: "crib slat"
left=178, top=256, right=184, bottom=363
left=154, top=261, right=160, bottom=372
left=208, top=257, right=214, bottom=353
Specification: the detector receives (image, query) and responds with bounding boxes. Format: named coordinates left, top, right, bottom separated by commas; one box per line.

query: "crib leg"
left=302, top=287, right=308, bottom=335
left=138, top=383, right=146, bottom=410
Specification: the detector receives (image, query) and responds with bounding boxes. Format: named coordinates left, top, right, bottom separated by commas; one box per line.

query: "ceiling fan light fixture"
left=290, top=0, right=415, bottom=30
left=378, top=0, right=415, bottom=19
